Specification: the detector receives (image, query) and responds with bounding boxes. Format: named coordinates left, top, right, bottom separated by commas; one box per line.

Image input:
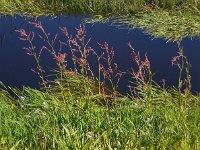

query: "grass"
left=0, top=0, right=200, bottom=40
left=0, top=1, right=200, bottom=149
left=0, top=21, right=199, bottom=149
left=0, top=0, right=199, bottom=16
left=0, top=82, right=200, bottom=149
left=111, top=9, right=200, bottom=41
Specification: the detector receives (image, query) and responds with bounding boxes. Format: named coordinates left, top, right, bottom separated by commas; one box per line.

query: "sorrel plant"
left=16, top=21, right=193, bottom=110
left=172, top=40, right=192, bottom=111
left=128, top=43, right=153, bottom=111
left=16, top=22, right=125, bottom=106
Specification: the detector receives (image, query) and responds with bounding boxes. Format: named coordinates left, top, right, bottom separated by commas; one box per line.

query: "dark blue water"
left=0, top=15, right=200, bottom=93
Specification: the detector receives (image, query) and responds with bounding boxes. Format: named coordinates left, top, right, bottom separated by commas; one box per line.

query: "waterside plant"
left=0, top=21, right=199, bottom=149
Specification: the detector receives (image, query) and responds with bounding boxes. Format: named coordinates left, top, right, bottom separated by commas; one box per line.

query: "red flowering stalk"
left=98, top=42, right=124, bottom=98
left=76, top=24, right=86, bottom=42
left=17, top=22, right=123, bottom=102
left=16, top=21, right=70, bottom=92
left=128, top=43, right=151, bottom=87
left=53, top=53, right=67, bottom=71
left=128, top=43, right=153, bottom=111
left=29, top=21, right=70, bottom=78
left=15, top=29, right=47, bottom=88
left=60, top=24, right=94, bottom=78
left=29, top=21, right=45, bottom=33
left=53, top=53, right=67, bottom=64
left=172, top=41, right=192, bottom=110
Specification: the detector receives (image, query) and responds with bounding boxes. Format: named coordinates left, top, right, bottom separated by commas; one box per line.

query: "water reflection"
left=0, top=15, right=200, bottom=93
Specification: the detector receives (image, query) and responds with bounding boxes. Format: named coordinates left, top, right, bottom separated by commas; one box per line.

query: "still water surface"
left=0, top=15, right=200, bottom=93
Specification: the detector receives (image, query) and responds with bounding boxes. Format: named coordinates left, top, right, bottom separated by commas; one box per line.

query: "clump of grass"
left=1, top=0, right=200, bottom=41
left=112, top=9, right=200, bottom=41
left=14, top=21, right=199, bottom=106
left=0, top=21, right=199, bottom=149
left=0, top=0, right=199, bottom=17
left=0, top=82, right=200, bottom=149
left=16, top=21, right=124, bottom=107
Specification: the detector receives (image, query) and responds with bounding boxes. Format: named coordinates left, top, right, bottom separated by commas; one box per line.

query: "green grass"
left=0, top=82, right=199, bottom=149
left=111, top=9, right=200, bottom=41
left=0, top=0, right=200, bottom=40
left=0, top=1, right=200, bottom=149
left=5, top=20, right=198, bottom=149
left=0, top=0, right=199, bottom=16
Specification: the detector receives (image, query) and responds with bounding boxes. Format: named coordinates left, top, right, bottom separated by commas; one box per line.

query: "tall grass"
left=0, top=0, right=199, bottom=17
left=0, top=21, right=199, bottom=149
left=0, top=84, right=200, bottom=149
left=1, top=0, right=200, bottom=41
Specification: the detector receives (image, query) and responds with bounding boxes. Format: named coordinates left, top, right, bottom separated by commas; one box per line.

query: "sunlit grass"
left=0, top=20, right=199, bottom=149
left=0, top=82, right=200, bottom=149
left=1, top=0, right=200, bottom=40
left=0, top=0, right=199, bottom=17
left=0, top=1, right=200, bottom=149
left=111, top=9, right=200, bottom=41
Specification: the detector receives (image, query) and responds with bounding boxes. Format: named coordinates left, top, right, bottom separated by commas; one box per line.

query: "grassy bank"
left=0, top=0, right=200, bottom=40
left=0, top=1, right=200, bottom=149
left=0, top=0, right=199, bottom=16
left=0, top=83, right=200, bottom=149
left=0, top=20, right=198, bottom=149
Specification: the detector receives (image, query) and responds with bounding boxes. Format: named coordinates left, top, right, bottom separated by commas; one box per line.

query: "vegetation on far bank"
left=1, top=0, right=199, bottom=16
left=0, top=0, right=200, bottom=40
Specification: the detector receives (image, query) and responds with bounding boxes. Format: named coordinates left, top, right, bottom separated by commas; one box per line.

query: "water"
left=0, top=15, right=200, bottom=93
